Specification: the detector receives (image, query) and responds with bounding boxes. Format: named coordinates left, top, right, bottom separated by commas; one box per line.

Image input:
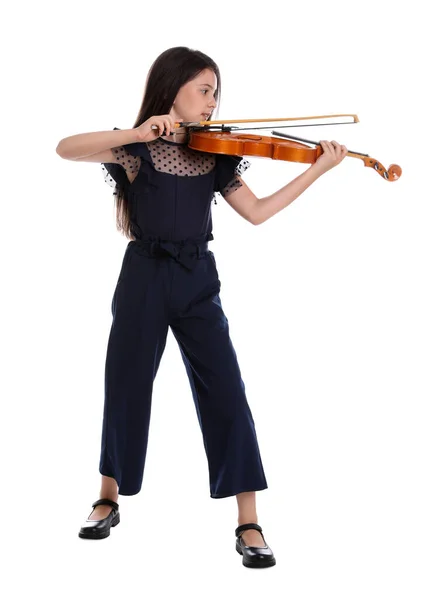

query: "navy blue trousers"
left=99, top=238, right=268, bottom=498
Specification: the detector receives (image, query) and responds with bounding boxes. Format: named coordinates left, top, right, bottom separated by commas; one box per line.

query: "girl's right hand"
left=135, top=114, right=183, bottom=142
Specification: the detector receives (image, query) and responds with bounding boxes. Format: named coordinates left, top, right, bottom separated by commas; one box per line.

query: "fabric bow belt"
left=133, top=236, right=212, bottom=271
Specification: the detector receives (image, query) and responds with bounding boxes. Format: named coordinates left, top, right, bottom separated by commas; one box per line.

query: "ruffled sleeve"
left=214, top=154, right=251, bottom=198
left=101, top=127, right=142, bottom=192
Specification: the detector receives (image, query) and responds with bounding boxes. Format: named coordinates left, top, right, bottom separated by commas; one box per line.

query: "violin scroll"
left=387, top=164, right=402, bottom=181
left=365, top=158, right=402, bottom=181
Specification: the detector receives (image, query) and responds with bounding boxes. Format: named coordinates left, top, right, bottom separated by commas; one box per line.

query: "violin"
left=173, top=114, right=402, bottom=182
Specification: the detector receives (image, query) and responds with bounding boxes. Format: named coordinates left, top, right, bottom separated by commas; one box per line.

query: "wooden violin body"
left=188, top=131, right=324, bottom=164
left=187, top=130, right=402, bottom=182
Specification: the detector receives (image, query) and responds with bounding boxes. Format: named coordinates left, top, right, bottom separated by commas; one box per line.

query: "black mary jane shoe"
left=78, top=498, right=120, bottom=540
left=235, top=523, right=276, bottom=568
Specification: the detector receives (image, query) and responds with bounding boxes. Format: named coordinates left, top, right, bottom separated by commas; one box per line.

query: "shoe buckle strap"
left=235, top=522, right=262, bottom=538
left=92, top=498, right=119, bottom=511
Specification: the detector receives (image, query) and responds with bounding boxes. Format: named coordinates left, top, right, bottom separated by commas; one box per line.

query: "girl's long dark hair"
left=114, top=46, right=222, bottom=239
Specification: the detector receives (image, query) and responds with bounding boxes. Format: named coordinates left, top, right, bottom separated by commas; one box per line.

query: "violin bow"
left=272, top=131, right=402, bottom=182
left=178, top=113, right=360, bottom=128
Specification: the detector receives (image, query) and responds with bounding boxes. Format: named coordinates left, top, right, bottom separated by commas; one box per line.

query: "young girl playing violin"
left=56, top=46, right=347, bottom=568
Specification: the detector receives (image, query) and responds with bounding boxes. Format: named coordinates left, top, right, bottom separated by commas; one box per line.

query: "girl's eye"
left=201, top=90, right=208, bottom=94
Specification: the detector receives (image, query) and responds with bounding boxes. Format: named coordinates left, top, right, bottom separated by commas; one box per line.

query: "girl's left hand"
left=314, top=140, right=348, bottom=174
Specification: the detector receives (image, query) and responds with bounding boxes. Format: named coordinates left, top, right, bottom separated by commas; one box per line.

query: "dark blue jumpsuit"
left=98, top=128, right=268, bottom=498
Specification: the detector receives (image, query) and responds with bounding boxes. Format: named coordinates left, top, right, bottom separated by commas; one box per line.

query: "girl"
left=56, top=46, right=347, bottom=568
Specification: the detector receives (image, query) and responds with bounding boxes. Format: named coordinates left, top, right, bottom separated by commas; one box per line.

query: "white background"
left=2, top=0, right=438, bottom=597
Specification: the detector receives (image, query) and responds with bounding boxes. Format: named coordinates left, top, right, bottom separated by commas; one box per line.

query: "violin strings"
left=271, top=130, right=369, bottom=157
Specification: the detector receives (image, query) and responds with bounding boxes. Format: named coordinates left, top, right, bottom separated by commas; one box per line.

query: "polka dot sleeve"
left=101, top=127, right=141, bottom=190
left=214, top=154, right=251, bottom=198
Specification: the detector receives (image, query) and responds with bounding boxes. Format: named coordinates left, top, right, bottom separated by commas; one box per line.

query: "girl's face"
left=171, top=68, right=217, bottom=123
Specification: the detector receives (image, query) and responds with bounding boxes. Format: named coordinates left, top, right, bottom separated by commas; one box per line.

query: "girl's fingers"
left=320, top=140, right=329, bottom=151
left=332, top=141, right=341, bottom=158
left=326, top=141, right=336, bottom=157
